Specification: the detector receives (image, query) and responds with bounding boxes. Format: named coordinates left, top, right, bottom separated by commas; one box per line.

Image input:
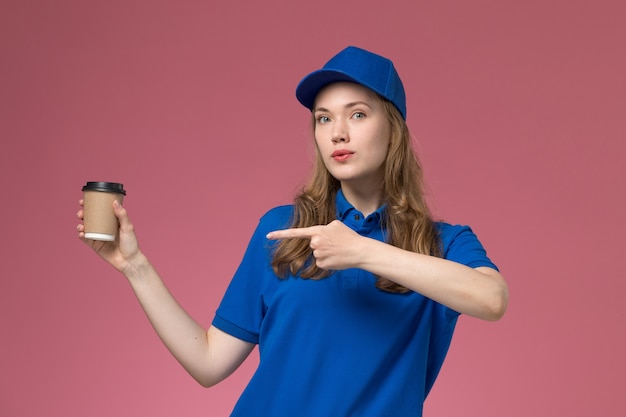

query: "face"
left=313, top=82, right=391, bottom=190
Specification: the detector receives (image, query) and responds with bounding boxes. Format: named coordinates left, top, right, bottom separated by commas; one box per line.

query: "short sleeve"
left=437, top=223, right=499, bottom=271
left=212, top=206, right=293, bottom=344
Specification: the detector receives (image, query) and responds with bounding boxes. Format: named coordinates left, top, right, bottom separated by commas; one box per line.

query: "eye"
left=317, top=115, right=331, bottom=124
left=352, top=112, right=366, bottom=120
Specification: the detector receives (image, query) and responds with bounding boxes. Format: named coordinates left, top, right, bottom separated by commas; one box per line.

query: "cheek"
left=313, top=139, right=332, bottom=169
left=313, top=125, right=324, bottom=145
left=374, top=131, right=391, bottom=160
left=375, top=145, right=389, bottom=166
left=313, top=135, right=325, bottom=156
left=314, top=127, right=333, bottom=152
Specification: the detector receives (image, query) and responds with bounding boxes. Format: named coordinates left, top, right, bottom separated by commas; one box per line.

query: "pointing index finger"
left=266, top=227, right=316, bottom=240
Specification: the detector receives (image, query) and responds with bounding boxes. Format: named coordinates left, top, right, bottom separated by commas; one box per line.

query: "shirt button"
left=354, top=214, right=361, bottom=220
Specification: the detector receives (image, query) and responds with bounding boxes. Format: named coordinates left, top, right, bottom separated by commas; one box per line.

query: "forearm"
left=358, top=238, right=508, bottom=321
left=121, top=254, right=219, bottom=385
left=78, top=200, right=252, bottom=385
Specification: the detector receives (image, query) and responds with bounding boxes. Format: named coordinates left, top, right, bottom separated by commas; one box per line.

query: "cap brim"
left=295, top=69, right=360, bottom=111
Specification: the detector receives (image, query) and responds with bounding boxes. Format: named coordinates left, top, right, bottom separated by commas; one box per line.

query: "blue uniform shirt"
left=212, top=191, right=498, bottom=416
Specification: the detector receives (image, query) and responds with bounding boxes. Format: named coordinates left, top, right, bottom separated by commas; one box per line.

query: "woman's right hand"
left=77, top=199, right=143, bottom=274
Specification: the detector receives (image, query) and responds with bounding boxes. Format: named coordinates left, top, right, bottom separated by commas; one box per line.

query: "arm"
left=357, top=239, right=507, bottom=321
left=267, top=220, right=508, bottom=321
left=77, top=200, right=254, bottom=387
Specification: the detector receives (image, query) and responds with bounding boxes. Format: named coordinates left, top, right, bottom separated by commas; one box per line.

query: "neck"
left=340, top=182, right=383, bottom=217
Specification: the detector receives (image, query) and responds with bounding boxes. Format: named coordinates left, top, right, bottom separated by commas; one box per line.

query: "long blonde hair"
left=271, top=99, right=441, bottom=293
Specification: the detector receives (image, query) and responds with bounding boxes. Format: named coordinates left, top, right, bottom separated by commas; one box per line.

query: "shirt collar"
left=335, top=189, right=386, bottom=232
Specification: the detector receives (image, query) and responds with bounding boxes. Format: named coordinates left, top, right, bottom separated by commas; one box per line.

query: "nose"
left=331, top=119, right=349, bottom=143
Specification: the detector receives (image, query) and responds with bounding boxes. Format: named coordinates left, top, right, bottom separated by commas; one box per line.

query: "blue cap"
left=296, top=46, right=407, bottom=119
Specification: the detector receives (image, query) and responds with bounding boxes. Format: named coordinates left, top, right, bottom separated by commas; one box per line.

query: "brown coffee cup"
left=81, top=182, right=127, bottom=241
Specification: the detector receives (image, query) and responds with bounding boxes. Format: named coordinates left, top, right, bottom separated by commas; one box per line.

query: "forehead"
left=314, top=82, right=382, bottom=109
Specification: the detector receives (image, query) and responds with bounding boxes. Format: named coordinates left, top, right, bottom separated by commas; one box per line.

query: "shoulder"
left=261, top=205, right=294, bottom=220
left=260, top=205, right=294, bottom=225
left=434, top=221, right=498, bottom=270
left=434, top=222, right=481, bottom=252
left=239, top=205, right=295, bottom=247
left=254, top=205, right=295, bottom=235
left=434, top=222, right=474, bottom=241
left=235, top=205, right=295, bottom=265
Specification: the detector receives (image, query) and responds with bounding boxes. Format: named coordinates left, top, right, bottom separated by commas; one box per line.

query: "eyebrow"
left=314, top=101, right=373, bottom=113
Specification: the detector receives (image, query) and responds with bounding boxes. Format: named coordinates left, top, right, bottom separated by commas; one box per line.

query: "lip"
left=331, top=149, right=355, bottom=161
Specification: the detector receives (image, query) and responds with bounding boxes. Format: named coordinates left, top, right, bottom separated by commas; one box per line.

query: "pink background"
left=1, top=1, right=624, bottom=416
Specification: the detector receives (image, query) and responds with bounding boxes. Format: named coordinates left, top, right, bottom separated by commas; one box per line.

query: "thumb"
left=113, top=200, right=130, bottom=226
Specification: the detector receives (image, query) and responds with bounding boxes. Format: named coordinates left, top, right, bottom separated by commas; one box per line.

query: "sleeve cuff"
left=212, top=315, right=259, bottom=344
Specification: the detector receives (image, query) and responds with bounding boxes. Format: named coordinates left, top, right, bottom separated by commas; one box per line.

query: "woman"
left=77, top=46, right=508, bottom=416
